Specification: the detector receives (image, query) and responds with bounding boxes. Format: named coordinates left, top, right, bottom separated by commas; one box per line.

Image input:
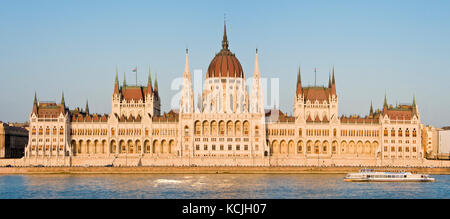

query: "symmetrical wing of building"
left=25, top=24, right=424, bottom=166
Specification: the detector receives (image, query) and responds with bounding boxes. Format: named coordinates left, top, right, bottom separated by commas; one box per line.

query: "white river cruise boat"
left=344, top=169, right=435, bottom=182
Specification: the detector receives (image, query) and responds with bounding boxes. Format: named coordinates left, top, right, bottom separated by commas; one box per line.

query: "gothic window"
left=413, top=129, right=417, bottom=137
left=391, top=128, right=395, bottom=137
left=219, top=121, right=225, bottom=136
left=384, top=128, right=388, bottom=137
left=243, top=121, right=249, bottom=136
left=195, top=121, right=201, bottom=136
left=184, top=126, right=190, bottom=136
left=406, top=128, right=410, bottom=137
left=398, top=128, right=403, bottom=137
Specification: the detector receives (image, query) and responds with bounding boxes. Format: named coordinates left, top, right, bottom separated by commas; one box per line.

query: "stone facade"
left=23, top=24, right=427, bottom=167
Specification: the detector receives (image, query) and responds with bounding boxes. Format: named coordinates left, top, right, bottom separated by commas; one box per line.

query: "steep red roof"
left=121, top=86, right=149, bottom=101
left=303, top=87, right=332, bottom=103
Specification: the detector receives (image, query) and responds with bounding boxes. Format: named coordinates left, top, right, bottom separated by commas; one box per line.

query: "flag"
left=132, top=67, right=137, bottom=72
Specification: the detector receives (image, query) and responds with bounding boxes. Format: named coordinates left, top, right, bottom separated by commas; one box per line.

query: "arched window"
left=384, top=128, right=388, bottom=137
left=59, top=127, right=64, bottom=135
left=195, top=121, right=201, bottom=136
left=398, top=128, right=402, bottom=137
left=391, top=128, right=395, bottom=137
left=243, top=121, right=250, bottom=136
left=219, top=121, right=225, bottom=136
left=184, top=126, right=190, bottom=136
left=412, top=128, right=417, bottom=137
left=405, top=128, right=410, bottom=137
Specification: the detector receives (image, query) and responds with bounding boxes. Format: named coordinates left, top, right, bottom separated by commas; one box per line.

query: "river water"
left=0, top=174, right=448, bottom=199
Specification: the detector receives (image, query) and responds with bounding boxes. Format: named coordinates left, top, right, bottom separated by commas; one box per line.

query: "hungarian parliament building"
left=24, top=24, right=425, bottom=167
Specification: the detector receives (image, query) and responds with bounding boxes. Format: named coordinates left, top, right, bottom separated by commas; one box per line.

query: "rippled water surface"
left=0, top=174, right=449, bottom=198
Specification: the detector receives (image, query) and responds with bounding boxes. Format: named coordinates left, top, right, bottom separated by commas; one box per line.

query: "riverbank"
left=1, top=166, right=450, bottom=174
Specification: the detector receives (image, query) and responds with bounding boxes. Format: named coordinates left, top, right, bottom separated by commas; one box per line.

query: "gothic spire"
left=370, top=101, right=374, bottom=116
left=328, top=70, right=331, bottom=88
left=32, top=91, right=38, bottom=114
left=114, top=69, right=120, bottom=94
left=331, top=66, right=336, bottom=95
left=154, top=72, right=158, bottom=92
left=384, top=93, right=388, bottom=108
left=253, top=48, right=260, bottom=78
left=115, top=66, right=119, bottom=84
left=296, top=66, right=303, bottom=96
left=85, top=99, right=89, bottom=115
left=147, top=65, right=153, bottom=94
left=123, top=72, right=127, bottom=88
left=412, top=94, right=416, bottom=107
left=34, top=91, right=37, bottom=105
left=61, top=91, right=65, bottom=106
left=184, top=48, right=190, bottom=77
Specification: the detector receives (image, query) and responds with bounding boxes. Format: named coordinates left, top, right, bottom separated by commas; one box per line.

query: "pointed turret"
left=147, top=66, right=153, bottom=95
left=123, top=72, right=127, bottom=89
left=296, top=67, right=303, bottom=96
left=184, top=48, right=190, bottom=77
left=331, top=66, right=336, bottom=95
left=254, top=48, right=260, bottom=78
left=85, top=100, right=89, bottom=115
left=412, top=94, right=416, bottom=107
left=250, top=48, right=263, bottom=113
left=61, top=91, right=65, bottom=106
left=383, top=93, right=388, bottom=114
left=369, top=101, right=374, bottom=116
left=328, top=71, right=331, bottom=88
left=153, top=72, right=159, bottom=97
left=32, top=92, right=38, bottom=114
left=114, top=68, right=119, bottom=95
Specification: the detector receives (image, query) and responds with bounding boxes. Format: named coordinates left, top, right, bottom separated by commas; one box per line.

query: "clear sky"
left=0, top=0, right=449, bottom=127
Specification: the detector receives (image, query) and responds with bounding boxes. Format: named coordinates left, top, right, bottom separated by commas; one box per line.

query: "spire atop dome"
left=370, top=100, right=374, bottom=116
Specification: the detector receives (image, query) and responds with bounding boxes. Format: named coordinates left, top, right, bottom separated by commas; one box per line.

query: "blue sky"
left=0, top=0, right=449, bottom=127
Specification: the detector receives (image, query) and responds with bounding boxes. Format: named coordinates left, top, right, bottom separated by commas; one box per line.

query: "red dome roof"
left=206, top=23, right=244, bottom=78
left=207, top=51, right=243, bottom=78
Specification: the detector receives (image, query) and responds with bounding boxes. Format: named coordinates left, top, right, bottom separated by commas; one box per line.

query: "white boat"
left=344, top=169, right=435, bottom=182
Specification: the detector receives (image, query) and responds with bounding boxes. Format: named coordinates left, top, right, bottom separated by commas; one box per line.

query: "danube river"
left=0, top=174, right=449, bottom=199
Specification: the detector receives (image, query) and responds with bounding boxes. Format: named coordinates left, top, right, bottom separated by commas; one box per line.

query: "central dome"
left=207, top=24, right=244, bottom=78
